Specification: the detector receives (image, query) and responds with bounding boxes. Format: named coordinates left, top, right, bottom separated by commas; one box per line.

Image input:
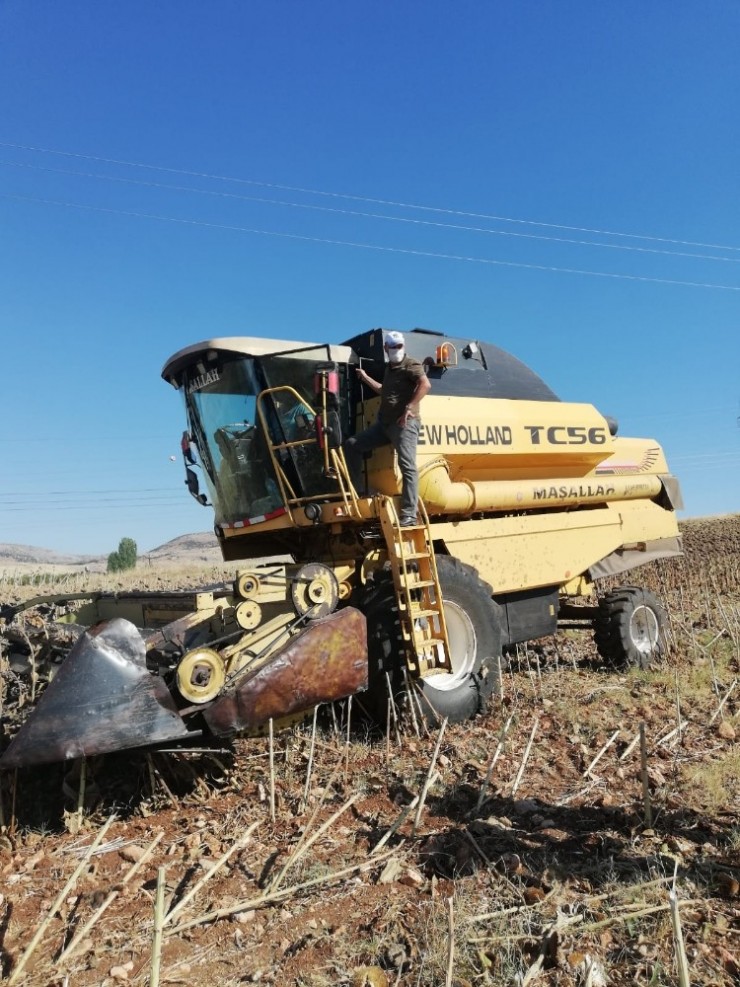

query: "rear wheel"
left=593, top=586, right=667, bottom=669
left=362, top=556, right=502, bottom=725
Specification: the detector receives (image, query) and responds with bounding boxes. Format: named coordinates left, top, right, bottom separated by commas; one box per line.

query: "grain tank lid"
left=342, top=328, right=560, bottom=402
left=161, top=336, right=355, bottom=385
left=476, top=341, right=559, bottom=401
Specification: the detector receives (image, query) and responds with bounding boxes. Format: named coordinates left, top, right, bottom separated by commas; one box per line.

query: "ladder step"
left=378, top=496, right=451, bottom=673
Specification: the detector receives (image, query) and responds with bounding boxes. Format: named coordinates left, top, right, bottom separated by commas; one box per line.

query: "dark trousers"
left=344, top=418, right=420, bottom=521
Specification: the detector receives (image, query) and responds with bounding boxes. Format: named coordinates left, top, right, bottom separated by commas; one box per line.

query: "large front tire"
left=593, top=586, right=667, bottom=669
left=362, top=557, right=502, bottom=725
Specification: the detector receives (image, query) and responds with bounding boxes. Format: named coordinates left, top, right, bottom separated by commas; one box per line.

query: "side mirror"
left=185, top=467, right=209, bottom=506
left=181, top=430, right=196, bottom=465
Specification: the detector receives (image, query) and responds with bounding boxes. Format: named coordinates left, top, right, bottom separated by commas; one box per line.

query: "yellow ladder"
left=377, top=497, right=451, bottom=676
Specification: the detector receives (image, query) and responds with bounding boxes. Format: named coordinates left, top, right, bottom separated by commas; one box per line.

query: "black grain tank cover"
left=343, top=328, right=559, bottom=402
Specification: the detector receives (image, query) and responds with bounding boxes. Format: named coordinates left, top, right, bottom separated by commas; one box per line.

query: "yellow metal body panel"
left=66, top=593, right=220, bottom=628
left=614, top=498, right=682, bottom=544
left=359, top=395, right=616, bottom=486
left=433, top=499, right=679, bottom=594
left=433, top=508, right=621, bottom=592
left=561, top=574, right=595, bottom=597
left=219, top=498, right=376, bottom=546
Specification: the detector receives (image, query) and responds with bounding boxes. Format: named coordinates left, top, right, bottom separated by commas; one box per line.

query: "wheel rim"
left=630, top=604, right=660, bottom=654
left=423, top=599, right=477, bottom=692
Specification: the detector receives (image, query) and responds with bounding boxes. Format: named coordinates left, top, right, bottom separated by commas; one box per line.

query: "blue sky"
left=1, top=1, right=738, bottom=556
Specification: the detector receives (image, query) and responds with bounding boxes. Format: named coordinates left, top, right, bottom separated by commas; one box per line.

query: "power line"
left=617, top=405, right=735, bottom=422
left=2, top=158, right=738, bottom=265
left=2, top=139, right=739, bottom=253
left=0, top=487, right=179, bottom=496
left=669, top=451, right=740, bottom=463
left=0, top=435, right=173, bottom=444
left=678, top=463, right=740, bottom=480
left=2, top=466, right=183, bottom=478
left=3, top=193, right=740, bottom=292
left=0, top=498, right=186, bottom=508
left=0, top=501, right=189, bottom=512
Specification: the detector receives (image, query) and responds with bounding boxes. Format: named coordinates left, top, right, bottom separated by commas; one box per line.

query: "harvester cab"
left=1, top=327, right=683, bottom=771
left=168, top=338, right=356, bottom=537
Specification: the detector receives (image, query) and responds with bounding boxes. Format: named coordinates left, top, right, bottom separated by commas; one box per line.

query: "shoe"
left=399, top=516, right=418, bottom=527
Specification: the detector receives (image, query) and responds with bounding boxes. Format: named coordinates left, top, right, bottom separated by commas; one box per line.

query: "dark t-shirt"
left=379, top=356, right=426, bottom=425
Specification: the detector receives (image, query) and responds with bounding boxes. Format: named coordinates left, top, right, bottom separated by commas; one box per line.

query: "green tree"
left=107, top=537, right=138, bottom=573
left=118, top=537, right=138, bottom=569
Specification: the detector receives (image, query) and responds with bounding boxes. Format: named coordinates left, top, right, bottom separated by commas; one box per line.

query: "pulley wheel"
left=176, top=648, right=226, bottom=704
left=291, top=563, right=339, bottom=619
left=235, top=571, right=260, bottom=599
left=235, top=599, right=263, bottom=630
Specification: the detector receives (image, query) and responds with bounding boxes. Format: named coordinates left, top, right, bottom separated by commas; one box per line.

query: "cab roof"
left=162, top=336, right=355, bottom=386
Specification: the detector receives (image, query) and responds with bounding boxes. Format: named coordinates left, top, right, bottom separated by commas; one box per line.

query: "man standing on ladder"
left=346, top=330, right=431, bottom=526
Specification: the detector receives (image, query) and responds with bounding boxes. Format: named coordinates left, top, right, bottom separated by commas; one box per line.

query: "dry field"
left=0, top=516, right=738, bottom=986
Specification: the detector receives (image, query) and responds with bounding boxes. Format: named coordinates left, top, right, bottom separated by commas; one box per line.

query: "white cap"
left=384, top=330, right=405, bottom=347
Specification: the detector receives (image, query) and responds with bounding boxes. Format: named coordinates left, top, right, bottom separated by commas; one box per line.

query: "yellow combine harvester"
left=1, top=327, right=682, bottom=768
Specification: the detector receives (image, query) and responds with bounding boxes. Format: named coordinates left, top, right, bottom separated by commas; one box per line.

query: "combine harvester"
left=0, top=328, right=682, bottom=769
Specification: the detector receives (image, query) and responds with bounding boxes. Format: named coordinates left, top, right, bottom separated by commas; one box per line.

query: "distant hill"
left=0, top=532, right=222, bottom=572
left=141, top=532, right=222, bottom=564
left=0, top=544, right=101, bottom=567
